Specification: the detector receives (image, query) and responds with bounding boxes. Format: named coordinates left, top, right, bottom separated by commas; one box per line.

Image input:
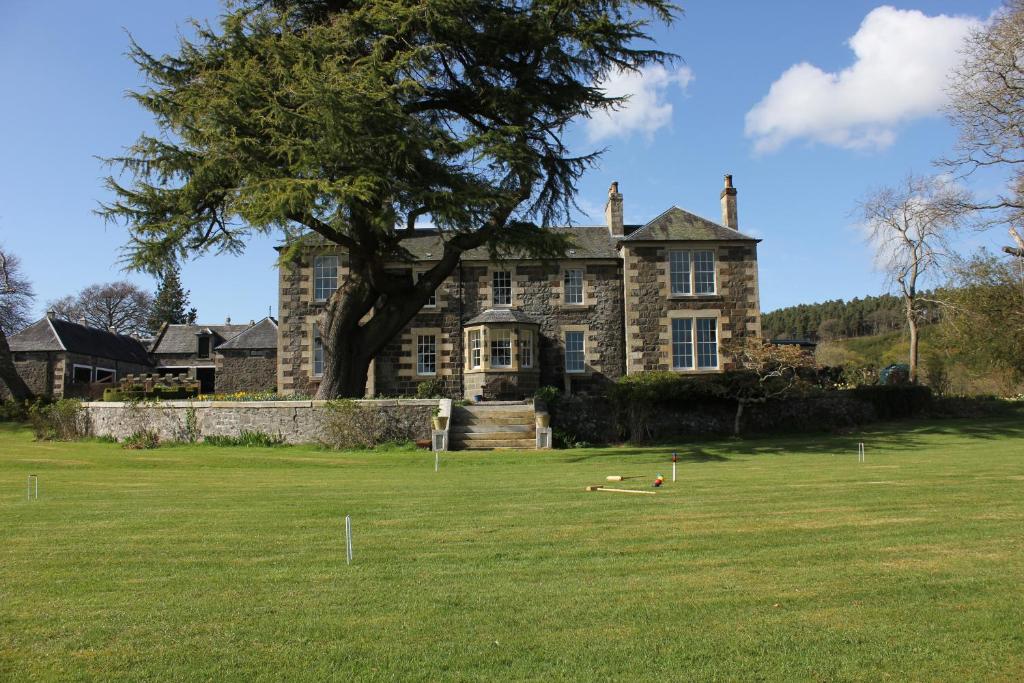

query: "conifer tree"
left=147, top=263, right=197, bottom=333
left=101, top=0, right=678, bottom=397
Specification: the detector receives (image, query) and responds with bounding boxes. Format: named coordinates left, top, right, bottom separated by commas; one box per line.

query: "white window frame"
left=416, top=334, right=437, bottom=376
left=468, top=329, right=482, bottom=369
left=490, top=329, right=512, bottom=368
left=564, top=268, right=584, bottom=305
left=71, top=364, right=94, bottom=384
left=669, top=249, right=716, bottom=296
left=312, top=326, right=324, bottom=378
left=671, top=318, right=694, bottom=370
left=313, top=254, right=340, bottom=302
left=565, top=331, right=585, bottom=374
left=492, top=270, right=512, bottom=307
left=94, top=367, right=117, bottom=384
left=670, top=317, right=719, bottom=370
left=695, top=317, right=719, bottom=369
left=519, top=331, right=533, bottom=368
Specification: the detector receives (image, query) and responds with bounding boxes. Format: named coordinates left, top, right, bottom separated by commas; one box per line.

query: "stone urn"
left=432, top=415, right=448, bottom=431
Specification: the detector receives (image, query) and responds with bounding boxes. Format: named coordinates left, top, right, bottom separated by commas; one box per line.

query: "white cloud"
left=745, top=6, right=982, bottom=153
left=586, top=65, right=694, bottom=142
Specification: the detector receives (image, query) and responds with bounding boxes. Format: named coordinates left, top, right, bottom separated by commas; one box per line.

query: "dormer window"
left=198, top=335, right=211, bottom=359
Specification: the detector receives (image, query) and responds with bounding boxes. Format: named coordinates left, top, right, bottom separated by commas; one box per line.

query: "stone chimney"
left=720, top=174, right=738, bottom=230
left=46, top=310, right=56, bottom=320
left=78, top=317, right=88, bottom=327
left=605, top=181, right=624, bottom=237
left=225, top=316, right=231, bottom=324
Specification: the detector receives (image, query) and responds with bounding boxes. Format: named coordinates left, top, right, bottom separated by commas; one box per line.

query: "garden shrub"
left=28, top=399, right=87, bottom=441
left=415, top=379, right=446, bottom=399
left=0, top=399, right=30, bottom=422
left=851, top=385, right=933, bottom=420
left=204, top=430, right=285, bottom=447
left=322, top=399, right=410, bottom=449
left=122, top=429, right=160, bottom=449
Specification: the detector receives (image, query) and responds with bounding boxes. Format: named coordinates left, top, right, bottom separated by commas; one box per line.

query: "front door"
left=195, top=367, right=215, bottom=394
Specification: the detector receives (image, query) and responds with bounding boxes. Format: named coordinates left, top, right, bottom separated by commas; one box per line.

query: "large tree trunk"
left=905, top=297, right=919, bottom=383
left=0, top=329, right=33, bottom=402
left=314, top=247, right=464, bottom=399
left=733, top=400, right=745, bottom=437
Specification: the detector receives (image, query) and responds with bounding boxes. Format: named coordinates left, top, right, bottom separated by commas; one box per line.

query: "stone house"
left=278, top=175, right=763, bottom=400
left=2, top=313, right=153, bottom=399
left=149, top=317, right=278, bottom=394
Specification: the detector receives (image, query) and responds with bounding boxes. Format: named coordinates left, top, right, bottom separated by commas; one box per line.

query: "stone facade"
left=83, top=399, right=437, bottom=445
left=214, top=350, right=278, bottom=394
left=277, top=177, right=763, bottom=400
left=622, top=242, right=761, bottom=373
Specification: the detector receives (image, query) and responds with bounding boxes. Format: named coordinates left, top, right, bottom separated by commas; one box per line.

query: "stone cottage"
left=149, top=317, right=278, bottom=394
left=278, top=175, right=763, bottom=400
left=2, top=313, right=153, bottom=399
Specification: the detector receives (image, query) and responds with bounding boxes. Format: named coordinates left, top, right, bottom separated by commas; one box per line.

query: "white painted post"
left=672, top=461, right=677, bottom=483
left=27, top=474, right=38, bottom=500
left=435, top=451, right=439, bottom=473
left=345, top=515, right=353, bottom=565
left=857, top=442, right=865, bottom=463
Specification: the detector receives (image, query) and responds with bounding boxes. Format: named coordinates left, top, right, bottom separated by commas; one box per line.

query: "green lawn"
left=2, top=416, right=1024, bottom=682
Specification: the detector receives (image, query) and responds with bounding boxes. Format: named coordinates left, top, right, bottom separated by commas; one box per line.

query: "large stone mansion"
left=278, top=175, right=762, bottom=400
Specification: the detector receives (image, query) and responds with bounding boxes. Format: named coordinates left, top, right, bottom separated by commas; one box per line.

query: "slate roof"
left=464, top=308, right=541, bottom=326
left=216, top=317, right=279, bottom=351
left=623, top=206, right=760, bottom=242
left=282, top=225, right=624, bottom=261
left=8, top=317, right=151, bottom=365
left=151, top=323, right=252, bottom=355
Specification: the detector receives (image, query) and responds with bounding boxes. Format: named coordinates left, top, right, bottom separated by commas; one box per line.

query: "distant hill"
left=763, top=294, right=941, bottom=341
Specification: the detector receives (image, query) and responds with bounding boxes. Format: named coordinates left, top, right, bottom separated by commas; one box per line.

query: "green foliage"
left=763, top=294, right=941, bottom=341
left=923, top=354, right=951, bottom=397
left=184, top=407, right=199, bottom=443
left=941, top=249, right=1024, bottom=384
left=28, top=399, right=87, bottom=441
left=321, top=399, right=412, bottom=449
left=147, top=262, right=197, bottom=333
left=415, top=379, right=446, bottom=399
left=851, top=385, right=933, bottom=420
left=122, top=429, right=160, bottom=450
left=0, top=399, right=30, bottom=422
left=533, top=385, right=562, bottom=407
left=203, top=430, right=285, bottom=447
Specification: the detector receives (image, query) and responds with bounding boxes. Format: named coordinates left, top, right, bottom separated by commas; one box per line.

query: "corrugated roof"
left=623, top=207, right=759, bottom=242
left=151, top=323, right=252, bottom=355
left=464, top=309, right=541, bottom=326
left=216, top=317, right=279, bottom=350
left=9, top=317, right=151, bottom=364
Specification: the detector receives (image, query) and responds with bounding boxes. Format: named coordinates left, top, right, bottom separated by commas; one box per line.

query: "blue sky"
left=0, top=1, right=1007, bottom=322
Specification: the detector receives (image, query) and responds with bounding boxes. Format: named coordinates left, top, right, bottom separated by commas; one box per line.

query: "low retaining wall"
left=83, top=399, right=438, bottom=445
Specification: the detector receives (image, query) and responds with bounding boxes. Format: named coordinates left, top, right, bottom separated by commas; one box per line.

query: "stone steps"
left=450, top=402, right=536, bottom=451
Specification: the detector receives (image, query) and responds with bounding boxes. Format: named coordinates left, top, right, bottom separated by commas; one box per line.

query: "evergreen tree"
left=147, top=263, right=197, bottom=333
left=100, top=0, right=678, bottom=397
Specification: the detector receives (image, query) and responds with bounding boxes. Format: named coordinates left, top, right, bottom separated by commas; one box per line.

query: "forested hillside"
left=763, top=294, right=942, bottom=341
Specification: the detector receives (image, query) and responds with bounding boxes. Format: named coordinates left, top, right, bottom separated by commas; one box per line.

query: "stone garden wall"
left=83, top=399, right=438, bottom=445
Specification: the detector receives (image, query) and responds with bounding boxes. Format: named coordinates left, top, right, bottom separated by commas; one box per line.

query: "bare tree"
left=723, top=338, right=816, bottom=437
left=47, top=281, right=154, bottom=337
left=0, top=246, right=35, bottom=400
left=946, top=0, right=1024, bottom=259
left=858, top=175, right=970, bottom=382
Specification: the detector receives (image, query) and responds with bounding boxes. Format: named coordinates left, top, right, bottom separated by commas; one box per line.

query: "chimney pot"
left=720, top=174, right=739, bottom=230
left=78, top=317, right=87, bottom=327
left=225, top=316, right=231, bottom=324
left=46, top=310, right=56, bottom=320
left=605, top=181, right=624, bottom=237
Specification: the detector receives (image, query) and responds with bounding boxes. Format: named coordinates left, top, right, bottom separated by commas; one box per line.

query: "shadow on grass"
left=558, top=412, right=1024, bottom=462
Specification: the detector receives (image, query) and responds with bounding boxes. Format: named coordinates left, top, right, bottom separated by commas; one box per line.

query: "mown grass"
left=2, top=415, right=1023, bottom=681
